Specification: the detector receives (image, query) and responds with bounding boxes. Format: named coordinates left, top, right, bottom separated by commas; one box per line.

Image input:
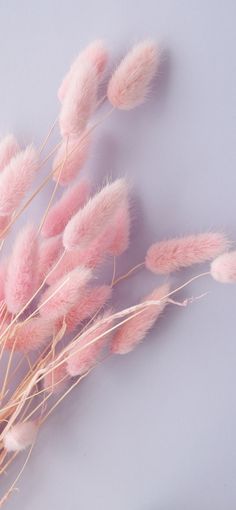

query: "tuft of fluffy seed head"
left=53, top=133, right=91, bottom=186
left=59, top=61, right=98, bottom=137
left=0, top=134, right=19, bottom=172
left=5, top=224, right=39, bottom=314
left=5, top=317, right=53, bottom=352
left=3, top=421, right=38, bottom=452
left=0, top=214, right=11, bottom=236
left=58, top=40, right=108, bottom=102
left=63, top=178, right=128, bottom=250
left=0, top=145, right=39, bottom=216
left=0, top=259, right=7, bottom=302
left=39, top=267, right=92, bottom=320
left=107, top=40, right=159, bottom=110
left=211, top=251, right=236, bottom=283
left=37, top=235, right=63, bottom=285
left=41, top=179, right=90, bottom=238
left=65, top=285, right=112, bottom=331
left=146, top=233, right=229, bottom=275
left=107, top=200, right=131, bottom=256
left=111, top=283, right=170, bottom=354
left=43, top=361, right=68, bottom=393
left=67, top=311, right=113, bottom=376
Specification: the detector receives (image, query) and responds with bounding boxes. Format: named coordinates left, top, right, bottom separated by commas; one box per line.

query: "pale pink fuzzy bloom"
left=52, top=133, right=91, bottom=186
left=0, top=134, right=19, bottom=172
left=39, top=267, right=92, bottom=320
left=5, top=224, right=38, bottom=314
left=146, top=233, right=229, bottom=275
left=0, top=259, right=7, bottom=302
left=37, top=235, right=63, bottom=284
left=41, top=179, right=90, bottom=238
left=67, top=311, right=113, bottom=376
left=111, top=283, right=170, bottom=355
left=107, top=201, right=131, bottom=256
left=0, top=145, right=39, bottom=216
left=58, top=40, right=108, bottom=102
left=43, top=361, right=68, bottom=393
left=65, top=285, right=112, bottom=332
left=3, top=421, right=38, bottom=452
left=59, top=61, right=98, bottom=137
left=211, top=251, right=236, bottom=283
left=0, top=214, right=11, bottom=236
left=5, top=317, right=53, bottom=352
left=63, top=178, right=128, bottom=250
left=107, top=40, right=159, bottom=110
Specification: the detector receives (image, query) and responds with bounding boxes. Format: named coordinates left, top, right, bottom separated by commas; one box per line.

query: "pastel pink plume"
left=111, top=283, right=170, bottom=354
left=37, top=235, right=63, bottom=285
left=107, top=40, right=159, bottom=110
left=5, top=317, right=53, bottom=352
left=211, top=251, right=236, bottom=283
left=63, top=178, right=128, bottom=250
left=39, top=267, right=92, bottom=320
left=0, top=134, right=19, bottom=172
left=146, top=233, right=229, bottom=275
left=0, top=145, right=39, bottom=216
left=65, top=284, right=112, bottom=332
left=52, top=133, right=91, bottom=186
left=41, top=179, right=90, bottom=237
left=5, top=224, right=39, bottom=314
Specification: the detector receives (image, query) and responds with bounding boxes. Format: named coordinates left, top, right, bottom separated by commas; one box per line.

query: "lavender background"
left=0, top=1, right=236, bottom=508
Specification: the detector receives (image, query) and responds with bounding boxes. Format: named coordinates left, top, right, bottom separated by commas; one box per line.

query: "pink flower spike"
left=39, top=267, right=92, bottom=320
left=5, top=318, right=53, bottom=352
left=65, top=284, right=112, bottom=332
left=59, top=61, right=98, bottom=137
left=107, top=40, right=159, bottom=110
left=43, top=361, right=68, bottom=393
left=5, top=224, right=38, bottom=314
left=67, top=311, right=113, bottom=376
left=41, top=179, right=90, bottom=238
left=3, top=421, right=38, bottom=452
left=38, top=235, right=63, bottom=285
left=146, top=233, right=229, bottom=275
left=108, top=201, right=131, bottom=256
left=111, top=283, right=170, bottom=355
left=0, top=145, right=39, bottom=216
left=0, top=215, right=11, bottom=236
left=0, top=259, right=7, bottom=302
left=0, top=134, right=19, bottom=172
left=211, top=251, right=236, bottom=283
left=52, top=133, right=91, bottom=186
left=58, top=40, right=108, bottom=102
left=63, top=178, right=128, bottom=250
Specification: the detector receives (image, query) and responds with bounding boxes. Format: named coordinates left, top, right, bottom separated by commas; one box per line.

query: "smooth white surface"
left=0, top=1, right=236, bottom=508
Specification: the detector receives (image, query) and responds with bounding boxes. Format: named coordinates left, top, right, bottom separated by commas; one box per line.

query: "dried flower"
left=41, top=179, right=90, bottom=237
left=107, top=40, right=159, bottom=110
left=65, top=284, right=112, bottom=331
left=146, top=233, right=228, bottom=275
left=5, top=224, right=38, bottom=314
left=3, top=421, right=38, bottom=452
left=43, top=361, right=68, bottom=393
left=38, top=235, right=63, bottom=284
left=52, top=133, right=91, bottom=186
left=0, top=134, right=19, bottom=172
left=211, top=251, right=236, bottom=283
left=111, top=283, right=170, bottom=354
left=5, top=317, right=53, bottom=352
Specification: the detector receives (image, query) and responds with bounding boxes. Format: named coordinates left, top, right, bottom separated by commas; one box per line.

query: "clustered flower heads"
left=0, top=38, right=234, bottom=505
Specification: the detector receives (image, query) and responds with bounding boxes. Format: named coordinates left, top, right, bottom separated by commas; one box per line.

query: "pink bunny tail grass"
left=0, top=145, right=39, bottom=216
left=0, top=214, right=11, bottom=236
left=37, top=235, right=63, bottom=284
left=43, top=361, right=68, bottom=394
left=52, top=133, right=91, bottom=186
left=5, top=224, right=38, bottom=314
left=5, top=318, right=53, bottom=353
left=0, top=134, right=19, bottom=172
left=67, top=311, right=113, bottom=376
left=107, top=40, right=159, bottom=110
left=65, top=284, right=112, bottom=332
left=211, top=251, right=236, bottom=283
left=3, top=421, right=38, bottom=452
left=0, top=259, right=7, bottom=302
left=111, top=283, right=170, bottom=354
left=59, top=61, right=98, bottom=137
left=58, top=40, right=108, bottom=102
left=63, top=178, right=128, bottom=250
left=39, top=267, right=92, bottom=320
left=145, top=232, right=229, bottom=275
left=41, top=179, right=90, bottom=238
left=107, top=200, right=131, bottom=256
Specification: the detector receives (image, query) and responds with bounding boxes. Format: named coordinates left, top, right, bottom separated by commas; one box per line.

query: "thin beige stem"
left=112, top=262, right=145, bottom=286
left=39, top=117, right=58, bottom=155
left=0, top=443, right=34, bottom=507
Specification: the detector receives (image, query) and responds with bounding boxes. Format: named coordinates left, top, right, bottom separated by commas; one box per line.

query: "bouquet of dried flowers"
left=0, top=39, right=234, bottom=506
